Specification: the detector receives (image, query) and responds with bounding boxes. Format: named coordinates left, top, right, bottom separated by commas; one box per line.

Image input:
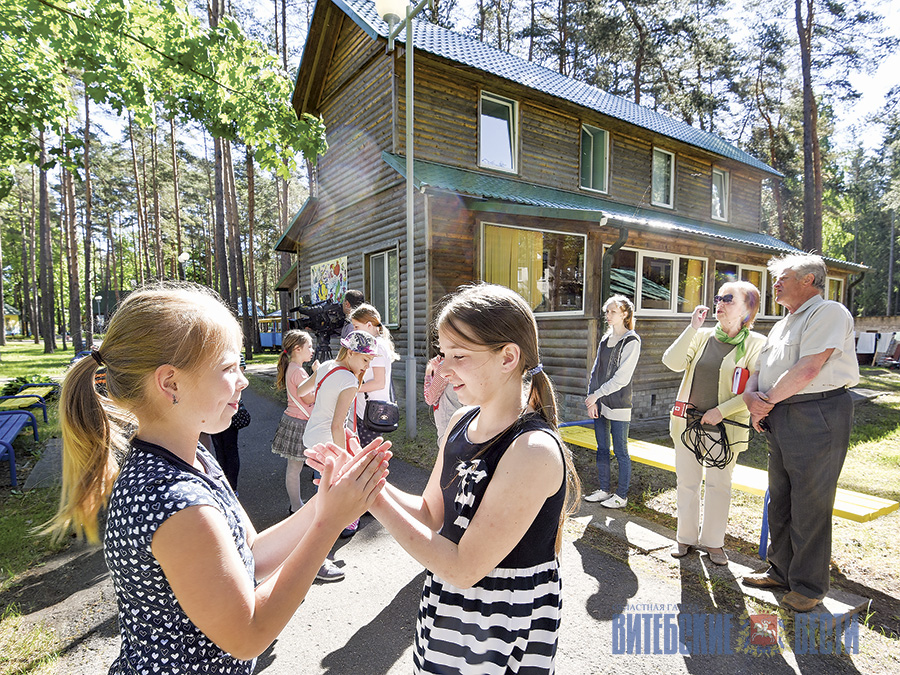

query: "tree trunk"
left=57, top=184, right=67, bottom=351
left=246, top=146, right=260, bottom=355
left=29, top=168, right=39, bottom=342
left=84, top=95, right=94, bottom=346
left=20, top=187, right=33, bottom=339
left=223, top=140, right=238, bottom=309
left=39, top=132, right=55, bottom=353
left=225, top=143, right=252, bottom=360
left=214, top=137, right=230, bottom=301
left=0, top=206, right=5, bottom=345
left=128, top=115, right=147, bottom=285
left=796, top=0, right=823, bottom=253
left=63, top=151, right=84, bottom=353
left=171, top=118, right=184, bottom=280
left=152, top=124, right=163, bottom=279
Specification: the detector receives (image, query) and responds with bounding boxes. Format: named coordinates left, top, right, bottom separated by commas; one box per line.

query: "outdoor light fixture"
left=374, top=0, right=406, bottom=50
left=376, top=0, right=431, bottom=440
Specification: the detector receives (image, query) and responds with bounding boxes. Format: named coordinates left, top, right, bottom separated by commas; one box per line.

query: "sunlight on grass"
left=0, top=606, right=58, bottom=675
left=0, top=340, right=77, bottom=382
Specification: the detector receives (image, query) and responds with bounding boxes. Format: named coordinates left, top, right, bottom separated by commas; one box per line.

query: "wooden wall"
left=290, top=15, right=817, bottom=425
left=390, top=54, right=769, bottom=234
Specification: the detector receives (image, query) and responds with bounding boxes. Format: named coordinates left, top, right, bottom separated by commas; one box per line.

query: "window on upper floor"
left=479, top=92, right=518, bottom=173
left=712, top=168, right=729, bottom=221
left=482, top=223, right=585, bottom=314
left=606, top=246, right=706, bottom=314
left=367, top=247, right=400, bottom=327
left=580, top=124, right=609, bottom=193
left=651, top=147, right=675, bottom=208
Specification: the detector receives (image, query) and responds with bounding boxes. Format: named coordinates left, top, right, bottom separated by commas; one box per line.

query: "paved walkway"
left=12, top=366, right=873, bottom=674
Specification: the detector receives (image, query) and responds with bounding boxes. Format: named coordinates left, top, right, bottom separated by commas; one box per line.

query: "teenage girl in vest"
left=297, top=330, right=378, bottom=540
left=583, top=295, right=641, bottom=508
left=272, top=330, right=317, bottom=515
left=47, top=283, right=388, bottom=674
left=348, top=304, right=400, bottom=447
left=307, top=283, right=581, bottom=674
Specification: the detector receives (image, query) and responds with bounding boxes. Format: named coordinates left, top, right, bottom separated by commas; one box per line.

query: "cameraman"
left=341, top=289, right=366, bottom=339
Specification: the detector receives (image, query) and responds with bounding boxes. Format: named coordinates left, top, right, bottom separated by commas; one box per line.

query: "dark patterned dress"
left=415, top=408, right=567, bottom=674
left=104, top=439, right=255, bottom=674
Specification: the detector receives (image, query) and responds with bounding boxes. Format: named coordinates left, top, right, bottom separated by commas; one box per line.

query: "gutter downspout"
left=601, top=224, right=629, bottom=319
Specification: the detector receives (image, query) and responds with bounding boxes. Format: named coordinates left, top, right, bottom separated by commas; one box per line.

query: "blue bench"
left=0, top=382, right=58, bottom=423
left=0, top=410, right=40, bottom=487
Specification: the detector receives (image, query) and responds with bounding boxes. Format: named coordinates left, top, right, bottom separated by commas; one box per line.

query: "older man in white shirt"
left=741, top=253, right=859, bottom=613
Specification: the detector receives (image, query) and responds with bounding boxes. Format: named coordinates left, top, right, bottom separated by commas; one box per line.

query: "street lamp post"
left=93, top=295, right=103, bottom=332
left=375, top=0, right=431, bottom=440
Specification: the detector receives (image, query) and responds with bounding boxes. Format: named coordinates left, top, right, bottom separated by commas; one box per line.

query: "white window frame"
left=580, top=124, right=609, bottom=193
left=479, top=91, right=518, bottom=174
left=651, top=147, right=675, bottom=208
left=367, top=246, right=400, bottom=328
left=826, top=276, right=845, bottom=304
left=480, top=222, right=586, bottom=316
left=715, top=260, right=781, bottom=317
left=608, top=246, right=707, bottom=316
left=711, top=168, right=729, bottom=221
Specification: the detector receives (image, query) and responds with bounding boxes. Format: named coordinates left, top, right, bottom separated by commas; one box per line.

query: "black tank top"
left=438, top=407, right=567, bottom=568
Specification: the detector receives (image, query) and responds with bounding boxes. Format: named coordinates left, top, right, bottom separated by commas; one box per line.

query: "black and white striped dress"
left=415, top=408, right=566, bottom=674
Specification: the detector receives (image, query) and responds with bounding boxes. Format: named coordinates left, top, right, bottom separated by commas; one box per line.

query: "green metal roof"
left=327, top=0, right=781, bottom=177
left=381, top=152, right=865, bottom=273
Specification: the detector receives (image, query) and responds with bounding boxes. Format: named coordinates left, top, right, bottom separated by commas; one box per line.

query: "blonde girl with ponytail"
left=307, top=283, right=580, bottom=674
left=47, top=283, right=389, bottom=673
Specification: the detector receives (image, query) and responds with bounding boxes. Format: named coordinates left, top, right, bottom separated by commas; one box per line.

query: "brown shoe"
left=781, top=591, right=821, bottom=612
left=741, top=572, right=786, bottom=589
left=670, top=542, right=691, bottom=558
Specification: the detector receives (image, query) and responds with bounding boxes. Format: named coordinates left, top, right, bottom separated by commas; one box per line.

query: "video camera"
left=290, top=299, right=346, bottom=360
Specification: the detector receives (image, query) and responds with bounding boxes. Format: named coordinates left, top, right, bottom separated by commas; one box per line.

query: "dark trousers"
left=211, top=425, right=240, bottom=492
left=764, top=391, right=853, bottom=599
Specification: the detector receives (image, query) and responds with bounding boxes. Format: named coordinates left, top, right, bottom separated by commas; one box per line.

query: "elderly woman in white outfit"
left=662, top=280, right=766, bottom=566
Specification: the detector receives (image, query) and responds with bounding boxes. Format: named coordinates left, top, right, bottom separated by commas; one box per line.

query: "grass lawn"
left=0, top=339, right=83, bottom=382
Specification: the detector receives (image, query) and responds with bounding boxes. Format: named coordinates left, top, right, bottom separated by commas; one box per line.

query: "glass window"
left=740, top=266, right=764, bottom=294
left=712, top=168, right=729, bottom=221
left=607, top=248, right=637, bottom=303
left=609, top=247, right=707, bottom=314
left=765, top=272, right=784, bottom=317
left=641, top=255, right=673, bottom=310
left=652, top=148, right=675, bottom=208
left=715, top=262, right=738, bottom=286
left=827, top=277, right=844, bottom=303
left=483, top=224, right=585, bottom=314
left=580, top=124, right=609, bottom=192
left=368, top=248, right=400, bottom=327
left=678, top=258, right=706, bottom=313
left=479, top=92, right=517, bottom=173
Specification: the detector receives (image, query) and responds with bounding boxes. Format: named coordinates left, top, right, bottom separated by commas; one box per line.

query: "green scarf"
left=715, top=324, right=750, bottom=362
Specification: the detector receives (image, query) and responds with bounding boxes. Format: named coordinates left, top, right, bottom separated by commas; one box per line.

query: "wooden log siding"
left=387, top=52, right=768, bottom=234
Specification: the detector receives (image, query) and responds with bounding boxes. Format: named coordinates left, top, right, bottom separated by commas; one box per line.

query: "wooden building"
left=277, top=0, right=864, bottom=424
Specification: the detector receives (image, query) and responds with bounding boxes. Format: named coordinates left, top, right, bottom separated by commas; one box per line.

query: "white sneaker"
left=315, top=558, right=345, bottom=582
left=583, top=489, right=613, bottom=503
left=600, top=494, right=627, bottom=509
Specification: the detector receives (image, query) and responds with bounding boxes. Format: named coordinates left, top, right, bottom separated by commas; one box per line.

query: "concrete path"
left=12, top=367, right=872, bottom=674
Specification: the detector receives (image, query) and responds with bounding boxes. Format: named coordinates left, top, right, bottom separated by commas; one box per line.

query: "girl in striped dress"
left=309, top=283, right=581, bottom=674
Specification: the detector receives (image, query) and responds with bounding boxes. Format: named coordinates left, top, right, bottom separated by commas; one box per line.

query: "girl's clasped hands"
left=305, top=428, right=393, bottom=515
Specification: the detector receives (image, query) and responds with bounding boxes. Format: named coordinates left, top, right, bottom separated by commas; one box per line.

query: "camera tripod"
left=313, top=331, right=336, bottom=362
